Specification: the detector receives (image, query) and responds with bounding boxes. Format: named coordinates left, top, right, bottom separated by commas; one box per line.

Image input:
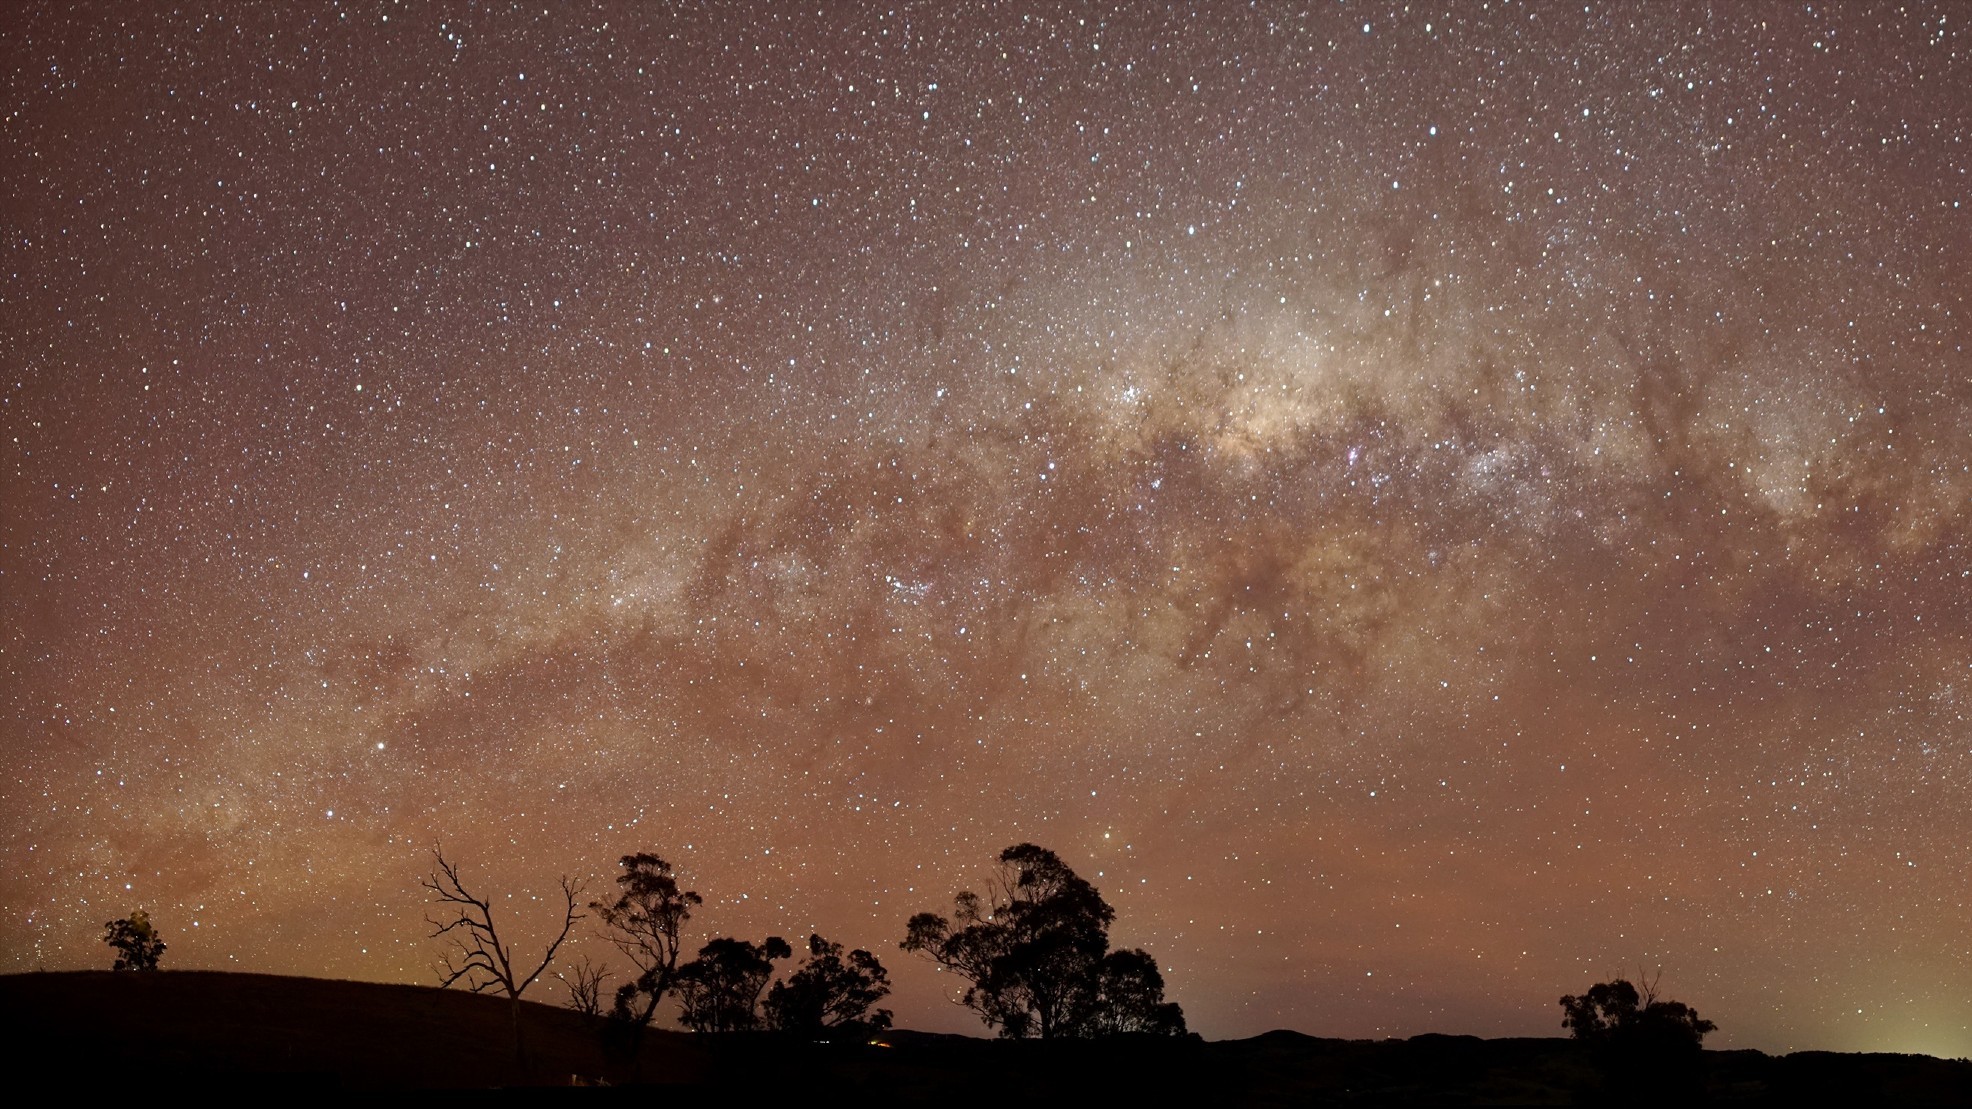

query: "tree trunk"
left=510, top=995, right=529, bottom=1079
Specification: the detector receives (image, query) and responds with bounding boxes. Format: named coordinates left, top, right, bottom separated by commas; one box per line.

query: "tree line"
left=420, top=841, right=1186, bottom=1047
left=101, top=845, right=1717, bottom=1068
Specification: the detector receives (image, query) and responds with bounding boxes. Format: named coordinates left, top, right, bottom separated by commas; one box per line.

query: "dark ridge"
left=7, top=970, right=1969, bottom=1103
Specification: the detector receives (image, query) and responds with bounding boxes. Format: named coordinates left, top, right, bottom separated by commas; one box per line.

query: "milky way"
left=3, top=2, right=1968, bottom=1053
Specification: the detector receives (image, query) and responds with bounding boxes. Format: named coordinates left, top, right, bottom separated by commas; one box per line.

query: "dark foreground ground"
left=4, top=971, right=1967, bottom=1104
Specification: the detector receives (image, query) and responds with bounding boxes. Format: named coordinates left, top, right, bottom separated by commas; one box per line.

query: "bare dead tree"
left=555, top=954, right=613, bottom=1022
left=422, top=848, right=584, bottom=1070
left=1634, top=966, right=1665, bottom=1007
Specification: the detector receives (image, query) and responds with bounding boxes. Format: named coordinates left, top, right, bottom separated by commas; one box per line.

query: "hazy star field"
left=3, top=1, right=1967, bottom=1054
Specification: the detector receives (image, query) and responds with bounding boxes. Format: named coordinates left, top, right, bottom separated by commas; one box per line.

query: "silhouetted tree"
left=1561, top=973, right=1716, bottom=1098
left=764, top=933, right=895, bottom=1039
left=421, top=848, right=583, bottom=1068
left=675, top=936, right=792, bottom=1032
left=1560, top=975, right=1715, bottom=1052
left=555, top=954, right=613, bottom=1021
left=591, top=853, right=702, bottom=1034
left=1086, top=948, right=1188, bottom=1036
left=103, top=910, right=166, bottom=971
left=903, top=843, right=1184, bottom=1038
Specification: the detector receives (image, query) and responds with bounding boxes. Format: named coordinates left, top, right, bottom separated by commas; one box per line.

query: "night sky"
left=3, top=2, right=1968, bottom=1054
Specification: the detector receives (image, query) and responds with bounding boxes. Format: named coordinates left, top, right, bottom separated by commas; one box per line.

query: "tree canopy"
left=763, top=933, right=894, bottom=1039
left=903, top=843, right=1185, bottom=1038
left=591, top=853, right=703, bottom=1030
left=103, top=910, right=166, bottom=972
left=1560, top=977, right=1716, bottom=1054
left=675, top=936, right=792, bottom=1033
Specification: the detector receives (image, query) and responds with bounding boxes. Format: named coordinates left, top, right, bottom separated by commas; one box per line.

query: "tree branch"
left=422, top=847, right=584, bottom=1004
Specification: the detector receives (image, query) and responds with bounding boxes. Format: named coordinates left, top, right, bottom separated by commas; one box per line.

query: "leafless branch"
left=421, top=847, right=584, bottom=1004
left=555, top=954, right=613, bottom=1019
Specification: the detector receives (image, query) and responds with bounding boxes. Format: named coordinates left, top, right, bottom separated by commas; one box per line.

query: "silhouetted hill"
left=1, top=969, right=710, bottom=1088
left=4, top=971, right=1967, bottom=1102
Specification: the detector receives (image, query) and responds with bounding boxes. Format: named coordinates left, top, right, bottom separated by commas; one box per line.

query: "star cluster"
left=2, top=2, right=1967, bottom=1053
